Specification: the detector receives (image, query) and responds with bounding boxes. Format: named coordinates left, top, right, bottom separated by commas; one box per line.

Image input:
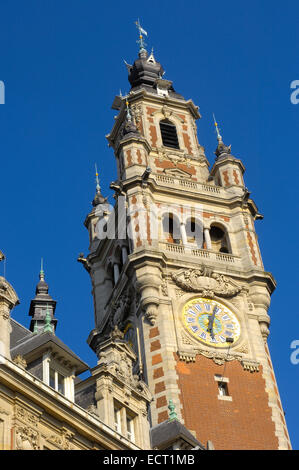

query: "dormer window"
left=160, top=119, right=179, bottom=149
left=49, top=367, right=65, bottom=395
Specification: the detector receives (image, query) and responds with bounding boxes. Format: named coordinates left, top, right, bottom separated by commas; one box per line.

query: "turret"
left=28, top=261, right=57, bottom=334
left=209, top=116, right=245, bottom=192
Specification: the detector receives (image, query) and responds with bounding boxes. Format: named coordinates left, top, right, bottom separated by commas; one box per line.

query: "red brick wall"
left=175, top=353, right=278, bottom=450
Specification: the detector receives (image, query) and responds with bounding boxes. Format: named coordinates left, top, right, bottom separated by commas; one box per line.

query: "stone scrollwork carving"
left=15, top=426, right=39, bottom=450
left=197, top=348, right=242, bottom=366
left=144, top=303, right=158, bottom=325
left=0, top=276, right=19, bottom=310
left=234, top=342, right=249, bottom=354
left=46, top=429, right=74, bottom=450
left=15, top=405, right=39, bottom=428
left=171, top=268, right=241, bottom=298
left=177, top=347, right=260, bottom=373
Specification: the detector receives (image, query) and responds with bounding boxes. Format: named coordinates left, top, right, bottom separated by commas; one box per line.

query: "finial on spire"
left=92, top=164, right=107, bottom=207
left=95, top=164, right=101, bottom=194
left=135, top=19, right=148, bottom=55
left=213, top=115, right=232, bottom=159
left=125, top=98, right=132, bottom=121
left=213, top=113, right=223, bottom=142
left=40, top=258, right=45, bottom=281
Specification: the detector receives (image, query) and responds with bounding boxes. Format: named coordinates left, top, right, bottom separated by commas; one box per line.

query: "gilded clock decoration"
left=182, top=297, right=241, bottom=347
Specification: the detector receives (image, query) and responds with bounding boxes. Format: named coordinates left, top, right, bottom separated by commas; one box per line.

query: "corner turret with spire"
left=28, top=260, right=57, bottom=334
left=209, top=115, right=246, bottom=191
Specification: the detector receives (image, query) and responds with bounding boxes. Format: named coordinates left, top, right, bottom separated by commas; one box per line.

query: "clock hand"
left=207, top=305, right=217, bottom=339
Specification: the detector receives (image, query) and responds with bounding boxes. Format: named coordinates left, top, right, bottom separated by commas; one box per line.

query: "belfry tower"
left=81, top=28, right=291, bottom=450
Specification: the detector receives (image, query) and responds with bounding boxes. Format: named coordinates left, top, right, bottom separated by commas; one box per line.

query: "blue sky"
left=0, top=0, right=298, bottom=449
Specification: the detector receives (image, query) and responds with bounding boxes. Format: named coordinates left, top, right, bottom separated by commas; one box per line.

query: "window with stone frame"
left=160, top=119, right=179, bottom=149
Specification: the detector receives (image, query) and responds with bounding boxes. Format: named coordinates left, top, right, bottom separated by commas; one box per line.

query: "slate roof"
left=150, top=419, right=206, bottom=450
left=10, top=318, right=89, bottom=375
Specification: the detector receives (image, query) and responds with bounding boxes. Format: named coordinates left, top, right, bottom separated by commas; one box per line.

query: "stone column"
left=113, top=263, right=120, bottom=285
left=204, top=227, right=212, bottom=250
left=121, top=246, right=128, bottom=265
left=180, top=223, right=188, bottom=245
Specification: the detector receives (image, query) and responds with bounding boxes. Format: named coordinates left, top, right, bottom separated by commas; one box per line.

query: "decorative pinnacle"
left=43, top=305, right=53, bottom=334
left=95, top=164, right=101, bottom=193
left=168, top=399, right=178, bottom=421
left=33, top=320, right=38, bottom=335
left=125, top=99, right=132, bottom=121
left=135, top=19, right=148, bottom=54
left=213, top=113, right=223, bottom=142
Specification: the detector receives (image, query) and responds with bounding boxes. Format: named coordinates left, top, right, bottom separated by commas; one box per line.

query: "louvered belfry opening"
left=160, top=119, right=179, bottom=149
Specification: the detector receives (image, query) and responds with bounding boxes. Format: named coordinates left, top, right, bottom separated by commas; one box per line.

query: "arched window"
left=185, top=218, right=203, bottom=248
left=210, top=225, right=231, bottom=253
left=162, top=213, right=181, bottom=244
left=160, top=119, right=179, bottom=149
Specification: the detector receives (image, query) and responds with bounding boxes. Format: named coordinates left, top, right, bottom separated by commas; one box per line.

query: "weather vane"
left=135, top=19, right=148, bottom=52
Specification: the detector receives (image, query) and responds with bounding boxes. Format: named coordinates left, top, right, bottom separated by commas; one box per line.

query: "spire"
left=126, top=22, right=167, bottom=93
left=213, top=114, right=232, bottom=159
left=92, top=164, right=107, bottom=207
left=28, top=262, right=57, bottom=333
left=40, top=257, right=45, bottom=281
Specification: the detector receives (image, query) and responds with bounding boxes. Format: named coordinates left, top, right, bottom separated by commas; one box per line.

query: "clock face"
left=182, top=297, right=241, bottom=347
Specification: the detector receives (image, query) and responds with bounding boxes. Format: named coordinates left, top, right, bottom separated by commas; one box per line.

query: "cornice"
left=0, top=358, right=140, bottom=450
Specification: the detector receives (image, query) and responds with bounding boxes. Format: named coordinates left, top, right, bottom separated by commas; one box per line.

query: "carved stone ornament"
left=161, top=105, right=173, bottom=119
left=196, top=348, right=242, bottom=366
left=13, top=355, right=27, bottom=369
left=97, top=339, right=152, bottom=402
left=178, top=348, right=260, bottom=372
left=110, top=325, right=125, bottom=341
left=241, top=359, right=260, bottom=373
left=144, top=303, right=158, bottom=325
left=234, top=342, right=249, bottom=354
left=161, top=278, right=168, bottom=297
left=87, top=405, right=99, bottom=417
left=0, top=276, right=19, bottom=309
left=15, top=426, right=38, bottom=450
left=171, top=267, right=241, bottom=298
left=110, top=287, right=133, bottom=328
left=177, top=351, right=196, bottom=363
left=181, top=331, right=193, bottom=345
left=15, top=405, right=39, bottom=428
left=46, top=430, right=74, bottom=450
left=259, top=321, right=270, bottom=343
